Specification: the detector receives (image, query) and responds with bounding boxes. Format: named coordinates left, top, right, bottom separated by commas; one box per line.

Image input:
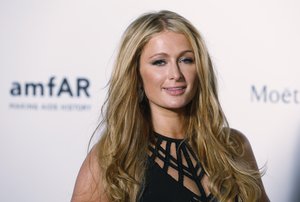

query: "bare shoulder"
left=71, top=145, right=108, bottom=202
left=229, top=128, right=270, bottom=202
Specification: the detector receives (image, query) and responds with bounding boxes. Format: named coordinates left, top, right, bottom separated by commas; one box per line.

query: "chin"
left=163, top=101, right=190, bottom=110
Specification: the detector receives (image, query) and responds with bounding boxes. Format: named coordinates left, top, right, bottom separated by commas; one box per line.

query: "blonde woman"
left=72, top=10, right=269, bottom=202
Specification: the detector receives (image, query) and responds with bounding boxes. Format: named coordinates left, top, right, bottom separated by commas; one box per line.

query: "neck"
left=150, top=106, right=186, bottom=139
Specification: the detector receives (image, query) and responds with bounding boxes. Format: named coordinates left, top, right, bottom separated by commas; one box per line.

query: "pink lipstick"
left=163, top=86, right=186, bottom=96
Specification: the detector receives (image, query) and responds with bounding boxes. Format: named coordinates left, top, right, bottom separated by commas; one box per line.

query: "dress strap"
left=148, top=132, right=214, bottom=201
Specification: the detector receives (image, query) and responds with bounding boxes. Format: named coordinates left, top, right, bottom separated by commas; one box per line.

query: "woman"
left=72, top=10, right=269, bottom=202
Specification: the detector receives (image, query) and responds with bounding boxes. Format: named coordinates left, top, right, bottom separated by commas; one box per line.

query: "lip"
left=163, top=86, right=186, bottom=96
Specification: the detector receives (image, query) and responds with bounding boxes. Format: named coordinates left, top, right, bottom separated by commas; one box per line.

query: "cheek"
left=184, top=68, right=198, bottom=85
left=186, top=69, right=199, bottom=94
left=141, top=70, right=164, bottom=91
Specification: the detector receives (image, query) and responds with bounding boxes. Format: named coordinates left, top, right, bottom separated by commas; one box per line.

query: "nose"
left=168, top=61, right=183, bottom=81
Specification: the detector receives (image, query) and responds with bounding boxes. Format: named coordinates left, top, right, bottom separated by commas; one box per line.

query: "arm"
left=231, top=129, right=270, bottom=202
left=71, top=147, right=108, bottom=202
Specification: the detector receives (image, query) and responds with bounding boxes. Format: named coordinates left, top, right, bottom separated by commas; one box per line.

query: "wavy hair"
left=96, top=10, right=262, bottom=202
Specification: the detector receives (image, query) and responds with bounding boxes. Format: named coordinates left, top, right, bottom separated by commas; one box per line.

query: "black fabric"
left=139, top=132, right=218, bottom=202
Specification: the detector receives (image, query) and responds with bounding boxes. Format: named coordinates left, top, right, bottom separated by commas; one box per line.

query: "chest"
left=139, top=133, right=217, bottom=202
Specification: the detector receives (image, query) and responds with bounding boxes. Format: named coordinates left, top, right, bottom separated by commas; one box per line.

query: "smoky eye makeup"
left=178, top=57, right=194, bottom=64
left=177, top=51, right=195, bottom=64
left=151, top=59, right=167, bottom=66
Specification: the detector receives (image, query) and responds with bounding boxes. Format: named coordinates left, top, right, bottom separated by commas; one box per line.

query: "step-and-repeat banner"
left=1, top=0, right=299, bottom=201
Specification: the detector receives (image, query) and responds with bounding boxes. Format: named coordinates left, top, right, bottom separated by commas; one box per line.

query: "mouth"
left=163, top=86, right=186, bottom=96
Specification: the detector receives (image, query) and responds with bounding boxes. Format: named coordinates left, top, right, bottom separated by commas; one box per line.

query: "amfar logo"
left=10, top=76, right=90, bottom=97
left=9, top=76, right=92, bottom=111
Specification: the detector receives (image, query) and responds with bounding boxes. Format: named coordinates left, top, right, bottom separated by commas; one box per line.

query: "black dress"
left=139, top=132, right=218, bottom=202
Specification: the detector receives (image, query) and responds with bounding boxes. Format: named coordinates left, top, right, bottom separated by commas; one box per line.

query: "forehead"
left=141, top=31, right=193, bottom=56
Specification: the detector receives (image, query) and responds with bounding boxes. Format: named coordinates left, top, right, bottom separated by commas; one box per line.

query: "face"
left=139, top=31, right=198, bottom=112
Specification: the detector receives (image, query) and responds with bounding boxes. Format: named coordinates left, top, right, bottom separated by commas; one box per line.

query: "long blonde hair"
left=96, top=10, right=262, bottom=202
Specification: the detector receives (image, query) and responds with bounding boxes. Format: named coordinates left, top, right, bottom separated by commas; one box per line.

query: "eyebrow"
left=148, top=50, right=194, bottom=59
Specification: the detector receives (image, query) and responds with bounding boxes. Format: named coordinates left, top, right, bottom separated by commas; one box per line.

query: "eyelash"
left=151, top=59, right=166, bottom=66
left=178, top=57, right=194, bottom=64
left=151, top=58, right=194, bottom=66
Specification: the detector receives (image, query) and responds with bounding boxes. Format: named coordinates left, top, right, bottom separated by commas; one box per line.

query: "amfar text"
left=10, top=76, right=90, bottom=97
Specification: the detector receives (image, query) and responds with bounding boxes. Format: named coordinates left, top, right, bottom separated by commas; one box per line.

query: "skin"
left=71, top=31, right=270, bottom=202
left=139, top=31, right=198, bottom=139
left=71, top=148, right=108, bottom=202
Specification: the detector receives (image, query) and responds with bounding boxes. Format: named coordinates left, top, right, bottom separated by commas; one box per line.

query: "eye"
left=178, top=57, right=194, bottom=64
left=151, top=59, right=166, bottom=66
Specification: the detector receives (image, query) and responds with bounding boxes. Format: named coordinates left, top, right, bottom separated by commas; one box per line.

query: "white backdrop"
left=1, top=0, right=299, bottom=201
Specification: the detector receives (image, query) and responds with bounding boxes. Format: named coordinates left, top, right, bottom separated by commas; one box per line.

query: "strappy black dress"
left=139, top=132, right=218, bottom=202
